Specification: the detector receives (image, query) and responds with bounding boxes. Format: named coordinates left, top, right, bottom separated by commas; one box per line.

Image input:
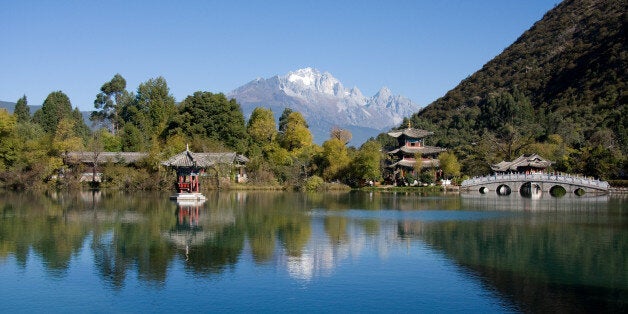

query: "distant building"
left=491, top=154, right=553, bottom=174
left=64, top=149, right=249, bottom=184
left=386, top=126, right=446, bottom=184
left=63, top=151, right=148, bottom=182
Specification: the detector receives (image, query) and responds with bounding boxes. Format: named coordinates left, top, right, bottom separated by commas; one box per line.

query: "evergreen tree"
left=278, top=108, right=293, bottom=134
left=14, top=95, right=30, bottom=123
left=123, top=76, right=176, bottom=139
left=121, top=123, right=144, bottom=152
left=72, top=107, right=91, bottom=143
left=33, top=91, right=74, bottom=134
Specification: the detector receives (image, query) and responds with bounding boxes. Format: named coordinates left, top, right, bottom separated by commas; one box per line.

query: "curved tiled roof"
left=388, top=146, right=446, bottom=155
left=491, top=154, right=553, bottom=172
left=64, top=152, right=148, bottom=164
left=387, top=128, right=433, bottom=139
left=65, top=150, right=249, bottom=168
left=161, top=150, right=248, bottom=168
left=389, top=159, right=440, bottom=169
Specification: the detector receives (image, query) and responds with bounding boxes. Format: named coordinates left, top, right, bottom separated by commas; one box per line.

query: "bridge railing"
left=461, top=173, right=609, bottom=190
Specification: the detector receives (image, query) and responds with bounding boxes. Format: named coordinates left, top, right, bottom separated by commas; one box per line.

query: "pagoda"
left=386, top=124, right=446, bottom=184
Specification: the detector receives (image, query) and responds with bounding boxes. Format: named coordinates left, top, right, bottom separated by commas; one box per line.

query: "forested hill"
left=407, top=0, right=626, bottom=178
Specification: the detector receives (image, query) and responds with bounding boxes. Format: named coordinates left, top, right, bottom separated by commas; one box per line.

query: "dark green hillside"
left=409, top=0, right=626, bottom=178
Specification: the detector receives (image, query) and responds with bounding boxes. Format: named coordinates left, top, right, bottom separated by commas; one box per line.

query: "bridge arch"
left=549, top=185, right=567, bottom=197
left=496, top=184, right=511, bottom=196
left=520, top=182, right=542, bottom=198
left=574, top=188, right=586, bottom=196
left=479, top=186, right=489, bottom=194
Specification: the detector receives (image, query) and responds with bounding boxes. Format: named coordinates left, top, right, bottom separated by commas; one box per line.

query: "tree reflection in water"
left=0, top=190, right=625, bottom=311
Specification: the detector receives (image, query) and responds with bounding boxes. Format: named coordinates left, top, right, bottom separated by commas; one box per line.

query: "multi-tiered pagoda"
left=386, top=126, right=446, bottom=184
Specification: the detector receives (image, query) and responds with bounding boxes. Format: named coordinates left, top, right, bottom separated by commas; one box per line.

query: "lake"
left=0, top=190, right=625, bottom=313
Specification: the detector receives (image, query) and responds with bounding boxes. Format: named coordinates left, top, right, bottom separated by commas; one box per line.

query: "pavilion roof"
left=491, top=154, right=553, bottom=172
left=389, top=159, right=440, bottom=169
left=64, top=151, right=148, bottom=164
left=161, top=149, right=249, bottom=168
left=387, top=128, right=434, bottom=139
left=388, top=146, right=446, bottom=156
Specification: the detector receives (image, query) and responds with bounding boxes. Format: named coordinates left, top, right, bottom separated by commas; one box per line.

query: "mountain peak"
left=282, top=67, right=342, bottom=97
left=287, top=67, right=321, bottom=86
left=375, top=86, right=393, bottom=99
left=228, top=68, right=422, bottom=145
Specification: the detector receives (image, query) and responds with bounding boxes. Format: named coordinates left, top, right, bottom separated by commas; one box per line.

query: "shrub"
left=303, top=175, right=324, bottom=191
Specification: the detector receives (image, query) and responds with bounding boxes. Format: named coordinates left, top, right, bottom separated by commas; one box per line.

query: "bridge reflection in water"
left=461, top=173, right=609, bottom=197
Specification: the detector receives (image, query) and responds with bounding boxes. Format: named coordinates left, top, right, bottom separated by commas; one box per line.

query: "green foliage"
left=413, top=152, right=423, bottom=174
left=438, top=151, right=461, bottom=179
left=243, top=157, right=279, bottom=185
left=95, top=128, right=122, bottom=152
left=347, top=140, right=382, bottom=186
left=0, top=114, right=66, bottom=189
left=91, top=74, right=129, bottom=134
left=164, top=91, right=249, bottom=153
left=33, top=91, right=74, bottom=134
left=51, top=118, right=84, bottom=155
left=419, top=169, right=435, bottom=184
left=0, top=109, right=16, bottom=138
left=116, top=76, right=176, bottom=150
left=247, top=107, right=277, bottom=145
left=71, top=107, right=91, bottom=143
left=100, top=163, right=169, bottom=190
left=278, top=111, right=313, bottom=152
left=0, top=109, right=18, bottom=169
left=320, top=138, right=350, bottom=181
left=136, top=77, right=176, bottom=135
left=404, top=0, right=626, bottom=178
left=303, top=175, right=324, bottom=191
left=14, top=95, right=30, bottom=123
left=278, top=108, right=293, bottom=134
left=120, top=123, right=144, bottom=152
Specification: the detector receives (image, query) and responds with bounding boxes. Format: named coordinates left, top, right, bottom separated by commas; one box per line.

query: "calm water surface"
left=0, top=190, right=625, bottom=313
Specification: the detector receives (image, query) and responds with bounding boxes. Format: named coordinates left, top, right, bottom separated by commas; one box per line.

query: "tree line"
left=0, top=74, right=398, bottom=190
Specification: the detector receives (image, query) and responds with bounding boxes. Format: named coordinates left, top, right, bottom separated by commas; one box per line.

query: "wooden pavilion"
left=161, top=146, right=249, bottom=201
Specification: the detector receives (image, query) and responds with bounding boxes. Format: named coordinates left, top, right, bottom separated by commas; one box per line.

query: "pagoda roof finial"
left=186, top=143, right=189, bottom=152
left=407, top=121, right=411, bottom=129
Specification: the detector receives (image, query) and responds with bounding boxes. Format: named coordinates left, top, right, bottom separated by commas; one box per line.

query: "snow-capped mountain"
left=227, top=67, right=421, bottom=145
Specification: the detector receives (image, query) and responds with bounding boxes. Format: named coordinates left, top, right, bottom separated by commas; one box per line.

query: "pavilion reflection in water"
left=163, top=197, right=239, bottom=261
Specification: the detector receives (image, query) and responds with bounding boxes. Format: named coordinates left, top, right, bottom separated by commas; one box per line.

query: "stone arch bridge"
left=461, top=173, right=610, bottom=196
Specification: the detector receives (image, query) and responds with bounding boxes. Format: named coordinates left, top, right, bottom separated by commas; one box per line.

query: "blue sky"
left=1, top=0, right=558, bottom=111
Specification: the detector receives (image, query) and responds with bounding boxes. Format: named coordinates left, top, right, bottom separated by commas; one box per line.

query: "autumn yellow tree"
left=247, top=107, right=277, bottom=145
left=438, top=151, right=461, bottom=179
left=279, top=111, right=313, bottom=153
left=321, top=138, right=350, bottom=181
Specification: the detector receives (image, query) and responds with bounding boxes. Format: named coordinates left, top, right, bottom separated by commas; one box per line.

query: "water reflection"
left=461, top=192, right=612, bottom=212
left=0, top=190, right=625, bottom=311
